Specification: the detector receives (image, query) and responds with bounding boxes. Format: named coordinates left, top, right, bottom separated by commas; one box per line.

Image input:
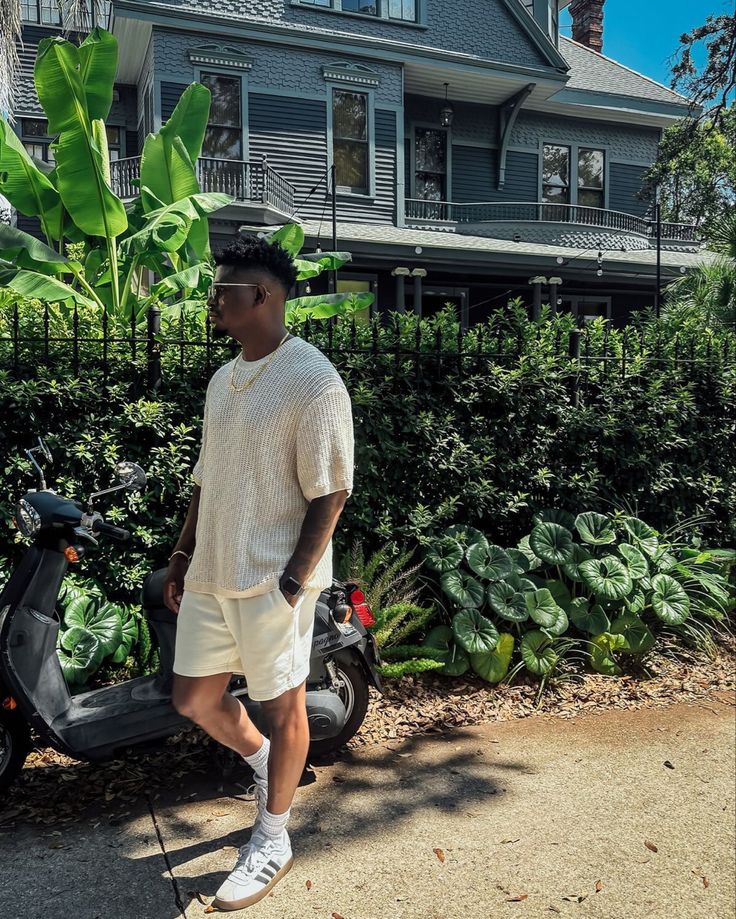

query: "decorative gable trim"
left=322, top=61, right=381, bottom=88
left=188, top=44, right=254, bottom=71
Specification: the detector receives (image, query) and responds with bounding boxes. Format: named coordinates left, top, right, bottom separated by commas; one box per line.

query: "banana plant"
left=0, top=28, right=229, bottom=325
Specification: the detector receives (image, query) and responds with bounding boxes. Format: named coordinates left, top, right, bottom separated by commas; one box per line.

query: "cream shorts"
left=173, top=587, right=320, bottom=701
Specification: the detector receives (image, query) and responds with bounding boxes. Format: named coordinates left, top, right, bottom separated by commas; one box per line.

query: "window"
left=387, top=0, right=417, bottom=20
left=106, top=125, right=121, bottom=161
left=333, top=90, right=369, bottom=195
left=297, top=0, right=417, bottom=21
left=578, top=148, right=605, bottom=209
left=21, top=119, right=54, bottom=164
left=562, top=297, right=611, bottom=323
left=200, top=73, right=243, bottom=160
left=21, top=1, right=61, bottom=24
left=542, top=144, right=570, bottom=204
left=415, top=128, right=448, bottom=201
left=336, top=277, right=375, bottom=324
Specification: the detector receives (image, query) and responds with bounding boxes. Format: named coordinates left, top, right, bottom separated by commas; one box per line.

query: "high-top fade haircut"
left=214, top=234, right=298, bottom=295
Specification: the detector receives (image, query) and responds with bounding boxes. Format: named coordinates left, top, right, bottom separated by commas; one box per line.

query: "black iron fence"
left=1, top=302, right=732, bottom=404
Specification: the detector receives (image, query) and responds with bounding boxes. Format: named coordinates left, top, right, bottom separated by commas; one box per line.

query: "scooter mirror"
left=116, top=461, right=147, bottom=492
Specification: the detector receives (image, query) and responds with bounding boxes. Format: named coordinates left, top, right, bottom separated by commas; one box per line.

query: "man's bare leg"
left=172, top=672, right=264, bottom=758
left=260, top=682, right=309, bottom=814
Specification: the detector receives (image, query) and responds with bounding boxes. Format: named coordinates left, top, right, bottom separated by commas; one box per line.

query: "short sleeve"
left=297, top=385, right=354, bottom=501
left=192, top=405, right=208, bottom=487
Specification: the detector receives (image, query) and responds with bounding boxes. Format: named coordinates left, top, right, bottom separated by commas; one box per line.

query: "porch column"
left=411, top=268, right=427, bottom=317
left=548, top=277, right=562, bottom=317
left=392, top=267, right=411, bottom=313
left=528, top=276, right=547, bottom=321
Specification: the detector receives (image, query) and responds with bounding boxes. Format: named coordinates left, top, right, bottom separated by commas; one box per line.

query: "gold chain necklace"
left=229, top=332, right=290, bottom=394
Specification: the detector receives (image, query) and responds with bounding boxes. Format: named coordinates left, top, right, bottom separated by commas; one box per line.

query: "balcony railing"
left=405, top=199, right=699, bottom=242
left=110, top=156, right=295, bottom=215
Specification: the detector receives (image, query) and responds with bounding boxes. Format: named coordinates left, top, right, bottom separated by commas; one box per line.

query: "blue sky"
left=559, top=1, right=722, bottom=88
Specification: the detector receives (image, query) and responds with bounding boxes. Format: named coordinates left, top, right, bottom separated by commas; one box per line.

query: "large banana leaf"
left=286, top=291, right=374, bottom=323
left=0, top=118, right=62, bottom=239
left=294, top=252, right=352, bottom=280
left=151, top=262, right=213, bottom=298
left=8, top=269, right=94, bottom=308
left=34, top=36, right=127, bottom=238
left=155, top=82, right=210, bottom=164
left=0, top=224, right=70, bottom=274
left=78, top=27, right=118, bottom=121
left=268, top=223, right=304, bottom=256
left=120, top=192, right=231, bottom=255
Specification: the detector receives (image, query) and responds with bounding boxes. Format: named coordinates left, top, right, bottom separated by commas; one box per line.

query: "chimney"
left=569, top=0, right=606, bottom=53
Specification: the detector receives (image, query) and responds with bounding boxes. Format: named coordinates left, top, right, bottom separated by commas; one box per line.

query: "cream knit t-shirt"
left=184, top=336, right=354, bottom=598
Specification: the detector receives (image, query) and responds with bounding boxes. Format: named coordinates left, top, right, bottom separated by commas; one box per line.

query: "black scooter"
left=0, top=440, right=382, bottom=793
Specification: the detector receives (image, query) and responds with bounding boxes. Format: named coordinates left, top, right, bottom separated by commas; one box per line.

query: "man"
left=164, top=234, right=354, bottom=910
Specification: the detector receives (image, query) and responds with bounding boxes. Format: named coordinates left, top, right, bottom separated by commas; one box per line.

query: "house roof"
left=559, top=37, right=690, bottom=107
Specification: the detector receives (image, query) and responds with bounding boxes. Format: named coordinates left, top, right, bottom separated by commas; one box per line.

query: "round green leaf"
left=425, top=537, right=464, bottom=573
left=452, top=609, right=499, bottom=654
left=440, top=570, right=485, bottom=609
left=545, top=579, right=572, bottom=612
left=57, top=628, right=103, bottom=686
left=651, top=574, right=690, bottom=625
left=422, top=625, right=470, bottom=676
left=623, top=517, right=659, bottom=557
left=525, top=588, right=565, bottom=629
left=579, top=556, right=633, bottom=601
left=507, top=548, right=531, bottom=575
left=625, top=588, right=647, bottom=615
left=589, top=632, right=626, bottom=675
left=561, top=543, right=593, bottom=582
left=617, top=544, right=649, bottom=580
left=520, top=630, right=558, bottom=676
left=471, top=633, right=515, bottom=684
left=516, top=535, right=543, bottom=571
left=110, top=607, right=139, bottom=664
left=529, top=523, right=574, bottom=565
left=445, top=525, right=485, bottom=548
left=575, top=512, right=616, bottom=545
left=610, top=614, right=656, bottom=655
left=532, top=508, right=576, bottom=531
left=487, top=581, right=529, bottom=622
left=466, top=541, right=513, bottom=581
left=541, top=607, right=569, bottom=637
left=65, top=596, right=123, bottom=657
left=569, top=598, right=611, bottom=636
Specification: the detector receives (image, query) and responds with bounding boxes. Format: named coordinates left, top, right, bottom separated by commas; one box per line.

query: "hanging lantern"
left=440, top=83, right=454, bottom=128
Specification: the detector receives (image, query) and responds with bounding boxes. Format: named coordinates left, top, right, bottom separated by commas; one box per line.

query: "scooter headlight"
left=15, top=499, right=41, bottom=537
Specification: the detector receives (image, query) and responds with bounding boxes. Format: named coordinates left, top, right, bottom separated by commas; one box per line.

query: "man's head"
left=208, top=234, right=298, bottom=339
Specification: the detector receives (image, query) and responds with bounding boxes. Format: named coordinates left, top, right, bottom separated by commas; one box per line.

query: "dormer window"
left=296, top=0, right=418, bottom=23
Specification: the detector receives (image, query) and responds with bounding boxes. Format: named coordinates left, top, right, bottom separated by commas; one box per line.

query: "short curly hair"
left=214, top=234, right=298, bottom=294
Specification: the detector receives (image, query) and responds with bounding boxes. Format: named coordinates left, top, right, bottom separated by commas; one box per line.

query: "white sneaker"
left=213, top=831, right=293, bottom=910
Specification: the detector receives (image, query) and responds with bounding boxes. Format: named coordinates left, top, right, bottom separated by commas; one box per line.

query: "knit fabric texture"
left=185, top=336, right=354, bottom=598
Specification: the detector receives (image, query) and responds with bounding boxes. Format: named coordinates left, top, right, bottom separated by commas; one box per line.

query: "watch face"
left=283, top=576, right=301, bottom=594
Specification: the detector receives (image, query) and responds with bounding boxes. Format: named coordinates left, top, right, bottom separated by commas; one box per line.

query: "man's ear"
left=254, top=283, right=269, bottom=307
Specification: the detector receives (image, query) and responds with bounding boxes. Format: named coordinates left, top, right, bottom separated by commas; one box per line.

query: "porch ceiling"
left=403, top=61, right=563, bottom=106
left=112, top=13, right=152, bottom=84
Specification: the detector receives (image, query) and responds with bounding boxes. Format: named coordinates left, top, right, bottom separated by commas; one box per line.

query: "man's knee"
left=262, top=687, right=307, bottom=732
left=172, top=685, right=218, bottom=724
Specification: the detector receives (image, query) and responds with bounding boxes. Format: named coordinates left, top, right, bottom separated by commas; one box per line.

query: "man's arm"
left=164, top=484, right=201, bottom=614
left=281, top=490, right=349, bottom=604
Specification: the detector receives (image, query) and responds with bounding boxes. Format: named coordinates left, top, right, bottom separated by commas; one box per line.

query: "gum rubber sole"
left=212, top=857, right=294, bottom=911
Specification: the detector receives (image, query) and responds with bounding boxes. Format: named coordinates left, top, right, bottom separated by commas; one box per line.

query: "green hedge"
left=0, top=305, right=734, bottom=604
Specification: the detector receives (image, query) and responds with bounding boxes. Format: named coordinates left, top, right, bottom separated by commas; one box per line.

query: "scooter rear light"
left=349, top=588, right=375, bottom=628
left=2, top=696, right=17, bottom=711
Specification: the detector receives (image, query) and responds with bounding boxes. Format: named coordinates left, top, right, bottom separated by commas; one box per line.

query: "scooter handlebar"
left=92, top=519, right=131, bottom=542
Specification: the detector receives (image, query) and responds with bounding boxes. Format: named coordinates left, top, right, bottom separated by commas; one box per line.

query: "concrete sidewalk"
left=1, top=695, right=733, bottom=919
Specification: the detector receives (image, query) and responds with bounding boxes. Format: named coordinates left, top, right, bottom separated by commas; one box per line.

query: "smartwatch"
left=280, top=575, right=303, bottom=596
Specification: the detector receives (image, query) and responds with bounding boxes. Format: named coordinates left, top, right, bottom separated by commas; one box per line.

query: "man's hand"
left=164, top=556, right=189, bottom=614
left=279, top=587, right=299, bottom=608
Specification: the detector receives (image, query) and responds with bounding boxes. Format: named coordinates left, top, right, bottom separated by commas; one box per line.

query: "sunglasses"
left=207, top=283, right=271, bottom=300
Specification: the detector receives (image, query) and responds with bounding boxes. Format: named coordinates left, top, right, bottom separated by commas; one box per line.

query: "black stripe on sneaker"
left=266, top=859, right=282, bottom=872
left=255, top=872, right=272, bottom=884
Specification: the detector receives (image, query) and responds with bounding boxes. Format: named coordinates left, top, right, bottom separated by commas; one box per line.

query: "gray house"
left=13, top=0, right=705, bottom=324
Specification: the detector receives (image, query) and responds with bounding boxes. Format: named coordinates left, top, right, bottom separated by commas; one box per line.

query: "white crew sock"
left=260, top=807, right=290, bottom=843
left=243, top=736, right=270, bottom=781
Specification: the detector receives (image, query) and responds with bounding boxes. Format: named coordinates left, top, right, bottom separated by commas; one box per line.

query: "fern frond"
left=377, top=658, right=445, bottom=678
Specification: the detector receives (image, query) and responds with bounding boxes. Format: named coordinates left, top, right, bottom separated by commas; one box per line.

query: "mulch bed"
left=1, top=639, right=734, bottom=829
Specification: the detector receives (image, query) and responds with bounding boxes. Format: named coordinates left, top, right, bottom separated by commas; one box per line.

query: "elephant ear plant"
left=423, top=512, right=734, bottom=692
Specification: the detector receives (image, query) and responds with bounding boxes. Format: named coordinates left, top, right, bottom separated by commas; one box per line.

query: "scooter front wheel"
left=308, top=650, right=370, bottom=760
left=0, top=707, right=31, bottom=794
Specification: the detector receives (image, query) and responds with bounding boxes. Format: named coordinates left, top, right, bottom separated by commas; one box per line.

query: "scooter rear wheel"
left=308, top=650, right=370, bottom=759
left=0, top=708, right=32, bottom=794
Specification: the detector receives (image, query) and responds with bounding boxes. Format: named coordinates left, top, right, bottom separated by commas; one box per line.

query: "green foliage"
left=425, top=509, right=734, bottom=684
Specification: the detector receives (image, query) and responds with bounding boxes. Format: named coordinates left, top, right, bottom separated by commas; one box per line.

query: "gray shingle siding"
left=155, top=0, right=552, bottom=70
left=511, top=111, right=660, bottom=162
left=609, top=163, right=651, bottom=217
left=161, top=82, right=189, bottom=121
left=451, top=146, right=496, bottom=202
